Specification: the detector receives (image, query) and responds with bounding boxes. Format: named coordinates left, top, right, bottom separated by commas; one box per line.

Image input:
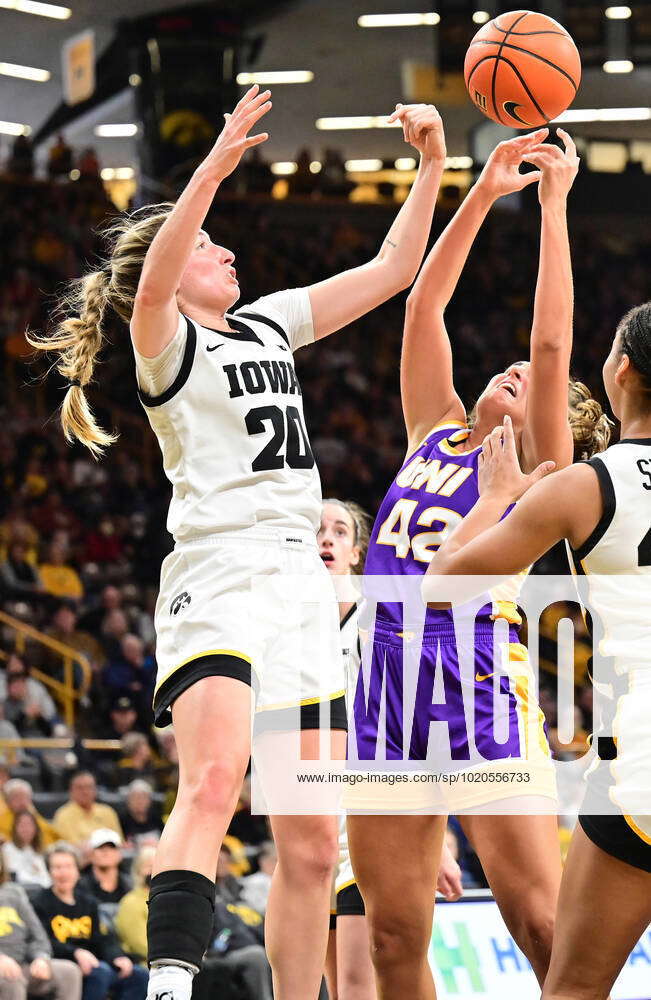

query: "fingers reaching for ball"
left=388, top=103, right=446, bottom=163
left=521, top=128, right=579, bottom=204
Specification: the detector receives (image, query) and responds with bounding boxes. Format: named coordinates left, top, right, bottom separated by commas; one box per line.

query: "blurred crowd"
left=0, top=167, right=646, bottom=996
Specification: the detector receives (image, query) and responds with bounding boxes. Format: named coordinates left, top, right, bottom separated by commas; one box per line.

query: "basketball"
left=464, top=9, right=581, bottom=129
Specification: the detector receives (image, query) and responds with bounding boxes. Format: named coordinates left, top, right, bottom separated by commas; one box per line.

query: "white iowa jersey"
left=568, top=439, right=651, bottom=665
left=137, top=289, right=322, bottom=542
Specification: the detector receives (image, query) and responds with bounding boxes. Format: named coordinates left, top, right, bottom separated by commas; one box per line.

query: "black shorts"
left=580, top=735, right=651, bottom=874
left=336, top=882, right=366, bottom=919
left=580, top=813, right=651, bottom=874
left=154, top=652, right=347, bottom=734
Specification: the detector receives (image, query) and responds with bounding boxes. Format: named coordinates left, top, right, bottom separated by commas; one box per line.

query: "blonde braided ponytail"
left=28, top=270, right=116, bottom=458
left=28, top=202, right=174, bottom=458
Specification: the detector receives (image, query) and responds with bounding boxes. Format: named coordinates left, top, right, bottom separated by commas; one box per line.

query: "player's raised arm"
left=401, top=131, right=548, bottom=453
left=422, top=415, right=600, bottom=605
left=519, top=129, right=580, bottom=473
left=307, top=104, right=446, bottom=341
left=130, top=85, right=272, bottom=358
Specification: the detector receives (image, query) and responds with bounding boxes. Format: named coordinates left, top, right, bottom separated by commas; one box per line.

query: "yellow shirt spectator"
left=53, top=772, right=122, bottom=847
left=39, top=563, right=84, bottom=600
left=115, top=886, right=148, bottom=961
left=38, top=540, right=83, bottom=601
left=115, top=844, right=156, bottom=963
left=0, top=779, right=60, bottom=848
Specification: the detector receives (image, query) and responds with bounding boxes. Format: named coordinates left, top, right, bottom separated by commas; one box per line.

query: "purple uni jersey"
left=365, top=421, right=522, bottom=629
left=355, top=421, right=542, bottom=766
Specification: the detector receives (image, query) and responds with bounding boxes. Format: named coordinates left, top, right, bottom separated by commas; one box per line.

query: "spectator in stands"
left=228, top=775, right=268, bottom=846
left=2, top=810, right=50, bottom=889
left=79, top=586, right=121, bottom=636
left=103, top=696, right=139, bottom=741
left=114, top=734, right=161, bottom=789
left=240, top=840, right=276, bottom=916
left=0, top=542, right=42, bottom=602
left=198, top=848, right=271, bottom=1000
left=118, top=780, right=163, bottom=846
left=52, top=773, right=122, bottom=847
left=242, top=146, right=273, bottom=195
left=77, top=148, right=100, bottom=181
left=289, top=148, right=316, bottom=197
left=0, top=849, right=82, bottom=999
left=3, top=670, right=54, bottom=739
left=0, top=763, right=9, bottom=808
left=38, top=540, right=83, bottom=602
left=47, top=135, right=73, bottom=180
left=46, top=603, right=105, bottom=672
left=33, top=844, right=147, bottom=1000
left=99, top=610, right=129, bottom=662
left=0, top=712, right=27, bottom=766
left=320, top=147, right=354, bottom=198
left=84, top=519, right=123, bottom=566
left=0, top=781, right=59, bottom=847
left=7, top=135, right=33, bottom=178
left=114, top=845, right=155, bottom=964
left=0, top=654, right=56, bottom=723
left=78, top=829, right=130, bottom=931
left=102, top=635, right=155, bottom=703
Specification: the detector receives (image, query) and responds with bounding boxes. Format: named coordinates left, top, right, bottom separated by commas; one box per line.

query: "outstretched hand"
left=476, top=129, right=549, bottom=200
left=388, top=103, right=446, bottom=163
left=205, top=84, right=272, bottom=182
left=521, top=128, right=579, bottom=206
left=478, top=415, right=555, bottom=502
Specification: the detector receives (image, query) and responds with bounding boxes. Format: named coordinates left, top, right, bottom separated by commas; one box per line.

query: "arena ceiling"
left=4, top=0, right=651, bottom=171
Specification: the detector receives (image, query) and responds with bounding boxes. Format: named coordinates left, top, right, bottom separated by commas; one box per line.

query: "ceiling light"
left=94, top=124, right=138, bottom=137
left=345, top=159, right=383, bottom=171
left=603, top=59, right=634, bottom=72
left=316, top=116, right=401, bottom=130
left=101, top=167, right=135, bottom=181
left=0, top=120, right=31, bottom=135
left=605, top=6, right=631, bottom=18
left=236, top=71, right=314, bottom=84
left=0, top=61, right=50, bottom=81
left=395, top=157, right=417, bottom=170
left=129, top=74, right=141, bottom=87
left=555, top=106, right=650, bottom=122
left=270, top=162, right=297, bottom=175
left=446, top=155, right=473, bottom=168
left=309, top=161, right=321, bottom=173
left=69, top=168, right=80, bottom=180
left=0, top=0, right=70, bottom=17
left=358, top=12, right=440, bottom=27
left=472, top=10, right=490, bottom=23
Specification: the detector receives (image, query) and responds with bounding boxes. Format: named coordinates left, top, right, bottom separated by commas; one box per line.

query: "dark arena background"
left=0, top=2, right=650, bottom=998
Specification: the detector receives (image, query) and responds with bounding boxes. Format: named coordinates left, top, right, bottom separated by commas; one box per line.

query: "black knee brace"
left=147, top=870, right=215, bottom=972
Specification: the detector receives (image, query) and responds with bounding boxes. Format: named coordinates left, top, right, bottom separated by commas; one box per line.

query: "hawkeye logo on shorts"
left=170, top=591, right=192, bottom=615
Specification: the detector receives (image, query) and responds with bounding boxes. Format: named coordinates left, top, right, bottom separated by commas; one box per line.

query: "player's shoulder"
left=233, top=288, right=303, bottom=324
left=408, top=419, right=469, bottom=456
left=231, top=294, right=296, bottom=349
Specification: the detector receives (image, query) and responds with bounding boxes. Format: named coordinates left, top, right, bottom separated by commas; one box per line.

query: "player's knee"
left=368, top=909, right=430, bottom=972
left=179, top=757, right=241, bottom=817
left=339, top=966, right=373, bottom=999
left=280, top=827, right=338, bottom=886
left=515, top=903, right=555, bottom=961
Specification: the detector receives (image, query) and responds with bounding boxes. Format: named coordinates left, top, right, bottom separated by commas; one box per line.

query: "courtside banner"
left=431, top=896, right=651, bottom=999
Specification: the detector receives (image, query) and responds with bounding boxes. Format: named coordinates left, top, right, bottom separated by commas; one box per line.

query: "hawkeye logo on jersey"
left=170, top=592, right=191, bottom=615
left=222, top=360, right=301, bottom=399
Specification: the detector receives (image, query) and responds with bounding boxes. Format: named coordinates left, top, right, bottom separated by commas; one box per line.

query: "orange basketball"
left=464, top=9, right=581, bottom=129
